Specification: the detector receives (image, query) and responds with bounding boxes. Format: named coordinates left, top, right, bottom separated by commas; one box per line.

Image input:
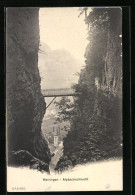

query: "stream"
left=49, top=141, right=63, bottom=173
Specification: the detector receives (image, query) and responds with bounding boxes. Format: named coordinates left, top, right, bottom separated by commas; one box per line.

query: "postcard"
left=6, top=7, right=123, bottom=192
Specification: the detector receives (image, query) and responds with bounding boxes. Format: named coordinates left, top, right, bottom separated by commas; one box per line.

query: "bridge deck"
left=42, top=88, right=78, bottom=97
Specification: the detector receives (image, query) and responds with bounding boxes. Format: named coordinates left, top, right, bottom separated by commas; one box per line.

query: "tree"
left=54, top=97, right=75, bottom=123
left=55, top=8, right=122, bottom=171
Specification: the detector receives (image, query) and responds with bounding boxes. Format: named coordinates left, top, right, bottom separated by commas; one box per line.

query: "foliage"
left=54, top=97, right=75, bottom=123
left=55, top=8, right=122, bottom=171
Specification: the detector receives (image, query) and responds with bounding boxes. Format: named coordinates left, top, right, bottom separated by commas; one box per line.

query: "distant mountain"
left=38, top=42, right=82, bottom=90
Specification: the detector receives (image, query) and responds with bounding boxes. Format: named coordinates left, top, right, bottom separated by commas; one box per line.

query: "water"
left=49, top=141, right=63, bottom=172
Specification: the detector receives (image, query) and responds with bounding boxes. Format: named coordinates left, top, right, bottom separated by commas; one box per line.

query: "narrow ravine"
left=6, top=7, right=123, bottom=192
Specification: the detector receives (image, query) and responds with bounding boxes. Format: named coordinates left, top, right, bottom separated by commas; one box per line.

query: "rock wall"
left=6, top=8, right=51, bottom=172
left=96, top=28, right=122, bottom=97
left=55, top=8, right=122, bottom=172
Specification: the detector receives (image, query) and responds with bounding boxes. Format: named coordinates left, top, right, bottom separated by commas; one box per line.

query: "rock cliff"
left=55, top=8, right=122, bottom=172
left=6, top=8, right=51, bottom=172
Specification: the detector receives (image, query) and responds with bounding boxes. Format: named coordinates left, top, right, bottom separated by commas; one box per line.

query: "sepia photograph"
left=6, top=7, right=123, bottom=191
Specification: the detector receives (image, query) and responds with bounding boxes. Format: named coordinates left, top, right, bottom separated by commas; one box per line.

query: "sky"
left=39, top=7, right=88, bottom=64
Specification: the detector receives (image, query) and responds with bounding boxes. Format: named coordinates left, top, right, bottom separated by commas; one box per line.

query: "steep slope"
left=55, top=8, right=122, bottom=172
left=6, top=8, right=51, bottom=172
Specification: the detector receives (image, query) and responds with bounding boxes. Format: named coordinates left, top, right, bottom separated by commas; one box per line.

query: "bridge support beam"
left=46, top=97, right=56, bottom=109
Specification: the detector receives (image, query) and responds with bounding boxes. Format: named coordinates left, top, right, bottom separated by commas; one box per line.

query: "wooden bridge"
left=41, top=88, right=80, bottom=108
left=41, top=88, right=78, bottom=97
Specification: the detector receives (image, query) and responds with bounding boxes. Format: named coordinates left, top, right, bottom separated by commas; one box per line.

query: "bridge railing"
left=42, top=88, right=77, bottom=97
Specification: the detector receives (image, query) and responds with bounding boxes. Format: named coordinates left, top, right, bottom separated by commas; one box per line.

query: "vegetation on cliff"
left=55, top=8, right=122, bottom=172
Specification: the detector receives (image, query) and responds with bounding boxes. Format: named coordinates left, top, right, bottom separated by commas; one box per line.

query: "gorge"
left=6, top=7, right=122, bottom=174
